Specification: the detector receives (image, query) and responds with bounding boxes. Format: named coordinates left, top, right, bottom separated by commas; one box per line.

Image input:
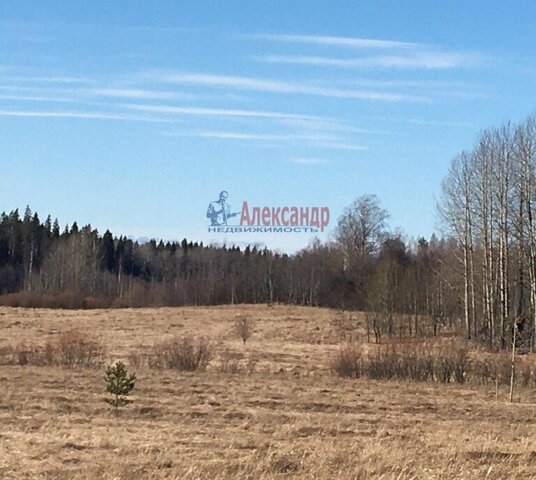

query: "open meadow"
left=1, top=305, right=536, bottom=479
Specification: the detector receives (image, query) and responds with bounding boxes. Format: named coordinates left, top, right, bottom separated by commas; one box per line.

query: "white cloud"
left=149, top=72, right=429, bottom=102
left=258, top=51, right=482, bottom=70
left=5, top=75, right=94, bottom=84
left=0, top=109, right=170, bottom=122
left=405, top=117, right=475, bottom=127
left=313, top=142, right=368, bottom=151
left=0, top=94, right=75, bottom=103
left=0, top=83, right=255, bottom=105
left=344, top=79, right=481, bottom=89
left=249, top=33, right=422, bottom=49
left=276, top=117, right=388, bottom=134
left=250, top=32, right=483, bottom=70
left=83, top=87, right=193, bottom=100
left=161, top=129, right=369, bottom=151
left=122, top=103, right=321, bottom=121
left=162, top=130, right=337, bottom=142
left=361, top=115, right=474, bottom=128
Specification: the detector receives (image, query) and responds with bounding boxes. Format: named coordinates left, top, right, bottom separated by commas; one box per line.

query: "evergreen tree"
left=104, top=362, right=136, bottom=413
left=52, top=218, right=60, bottom=238
left=44, top=215, right=52, bottom=237
left=100, top=230, right=115, bottom=271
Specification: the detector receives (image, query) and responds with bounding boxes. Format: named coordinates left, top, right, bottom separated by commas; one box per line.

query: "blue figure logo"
left=206, top=191, right=241, bottom=226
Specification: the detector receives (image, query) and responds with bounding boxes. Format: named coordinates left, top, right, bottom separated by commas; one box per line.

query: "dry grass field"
left=1, top=305, right=536, bottom=479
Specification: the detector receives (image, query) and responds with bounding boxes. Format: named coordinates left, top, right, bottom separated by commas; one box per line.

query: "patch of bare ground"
left=0, top=305, right=535, bottom=479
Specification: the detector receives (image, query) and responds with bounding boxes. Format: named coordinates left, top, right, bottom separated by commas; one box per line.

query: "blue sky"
left=1, top=1, right=536, bottom=252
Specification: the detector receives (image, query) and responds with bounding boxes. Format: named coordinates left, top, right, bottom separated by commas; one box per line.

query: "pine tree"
left=23, top=205, right=32, bottom=223
left=100, top=230, right=115, bottom=271
left=104, top=362, right=136, bottom=413
left=44, top=215, right=52, bottom=237
left=52, top=218, right=60, bottom=238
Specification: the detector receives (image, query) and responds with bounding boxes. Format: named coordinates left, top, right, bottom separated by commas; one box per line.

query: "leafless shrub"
left=471, top=352, right=525, bottom=386
left=217, top=347, right=258, bottom=375
left=127, top=352, right=151, bottom=369
left=0, top=330, right=103, bottom=368
left=0, top=292, right=83, bottom=309
left=234, top=315, right=254, bottom=344
left=469, top=357, right=493, bottom=385
left=519, top=362, right=534, bottom=387
left=332, top=308, right=359, bottom=342
left=14, top=343, right=33, bottom=366
left=453, top=346, right=469, bottom=384
left=218, top=347, right=242, bottom=373
left=150, top=337, right=213, bottom=371
left=331, top=344, right=362, bottom=378
left=365, top=310, right=383, bottom=344
left=400, top=349, right=435, bottom=382
left=55, top=330, right=103, bottom=367
left=366, top=347, right=400, bottom=380
left=333, top=340, right=470, bottom=384
left=81, top=296, right=114, bottom=309
left=0, top=344, right=35, bottom=366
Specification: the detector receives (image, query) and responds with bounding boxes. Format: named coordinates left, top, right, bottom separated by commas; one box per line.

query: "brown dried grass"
left=0, top=305, right=535, bottom=479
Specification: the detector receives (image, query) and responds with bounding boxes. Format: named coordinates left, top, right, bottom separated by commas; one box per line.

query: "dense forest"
left=2, top=113, right=536, bottom=350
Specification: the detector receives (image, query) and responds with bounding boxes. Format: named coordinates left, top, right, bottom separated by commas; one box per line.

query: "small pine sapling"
left=104, top=361, right=136, bottom=413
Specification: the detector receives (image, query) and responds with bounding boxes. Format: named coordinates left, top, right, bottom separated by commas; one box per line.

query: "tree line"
left=1, top=112, right=536, bottom=350
left=0, top=201, right=455, bottom=331
left=439, top=114, right=536, bottom=350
